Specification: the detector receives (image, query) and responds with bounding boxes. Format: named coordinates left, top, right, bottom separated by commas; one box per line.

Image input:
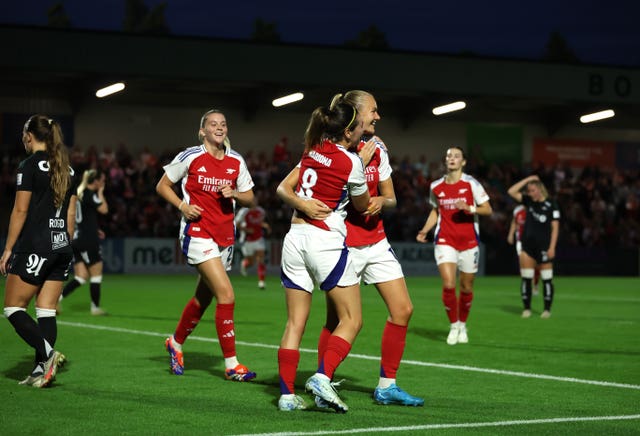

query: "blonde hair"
left=528, top=180, right=549, bottom=199
left=331, top=90, right=374, bottom=113
left=198, top=109, right=231, bottom=148
left=77, top=169, right=102, bottom=201
left=24, top=115, right=70, bottom=208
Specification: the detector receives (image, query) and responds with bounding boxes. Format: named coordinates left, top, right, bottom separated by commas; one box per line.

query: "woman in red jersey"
left=416, top=146, right=492, bottom=345
left=276, top=100, right=370, bottom=413
left=281, top=90, right=424, bottom=406
left=156, top=109, right=257, bottom=381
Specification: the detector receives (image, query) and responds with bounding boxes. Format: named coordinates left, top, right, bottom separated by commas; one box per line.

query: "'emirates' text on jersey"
left=163, top=144, right=254, bottom=247
left=235, top=206, right=266, bottom=243
left=14, top=150, right=77, bottom=254
left=345, top=140, right=391, bottom=247
left=429, top=173, right=490, bottom=250
left=521, top=195, right=561, bottom=247
left=294, top=140, right=367, bottom=236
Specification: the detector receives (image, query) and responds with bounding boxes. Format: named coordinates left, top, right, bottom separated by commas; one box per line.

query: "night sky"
left=2, top=0, right=639, bottom=67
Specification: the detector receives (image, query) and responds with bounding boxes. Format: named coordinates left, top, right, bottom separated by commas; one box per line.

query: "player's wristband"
left=178, top=200, right=185, bottom=212
left=469, top=205, right=476, bottom=214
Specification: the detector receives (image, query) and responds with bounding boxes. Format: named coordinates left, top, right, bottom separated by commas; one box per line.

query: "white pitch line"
left=58, top=320, right=640, bottom=390
left=229, top=414, right=640, bottom=436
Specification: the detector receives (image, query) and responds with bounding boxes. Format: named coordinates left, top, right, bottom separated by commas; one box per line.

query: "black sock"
left=90, top=282, right=101, bottom=307
left=543, top=279, right=554, bottom=311
left=521, top=278, right=532, bottom=310
left=8, top=311, right=48, bottom=362
left=62, top=279, right=82, bottom=298
left=38, top=315, right=57, bottom=349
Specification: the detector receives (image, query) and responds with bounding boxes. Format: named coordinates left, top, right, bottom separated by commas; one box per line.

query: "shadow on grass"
left=411, top=327, right=447, bottom=343
left=148, top=351, right=222, bottom=376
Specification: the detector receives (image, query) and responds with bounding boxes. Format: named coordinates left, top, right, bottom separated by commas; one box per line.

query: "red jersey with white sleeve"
left=429, top=173, right=490, bottom=251
left=345, top=139, right=390, bottom=247
left=163, top=144, right=254, bottom=247
left=513, top=204, right=527, bottom=242
left=294, top=140, right=367, bottom=236
left=235, top=206, right=266, bottom=243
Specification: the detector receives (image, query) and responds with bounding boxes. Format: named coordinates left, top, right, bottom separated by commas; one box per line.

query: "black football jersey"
left=13, top=150, right=78, bottom=254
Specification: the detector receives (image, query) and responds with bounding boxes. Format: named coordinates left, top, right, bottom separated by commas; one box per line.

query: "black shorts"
left=9, top=252, right=74, bottom=286
left=521, top=240, right=553, bottom=264
left=72, top=244, right=103, bottom=266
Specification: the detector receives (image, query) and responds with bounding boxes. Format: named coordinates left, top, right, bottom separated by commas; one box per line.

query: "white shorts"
left=434, top=244, right=479, bottom=273
left=180, top=235, right=234, bottom=271
left=281, top=224, right=359, bottom=293
left=350, top=238, right=404, bottom=285
left=241, top=238, right=266, bottom=257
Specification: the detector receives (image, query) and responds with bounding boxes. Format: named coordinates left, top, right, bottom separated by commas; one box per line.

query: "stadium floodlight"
left=96, top=82, right=125, bottom=98
left=432, top=101, right=466, bottom=115
left=579, top=109, right=615, bottom=123
left=272, top=92, right=304, bottom=107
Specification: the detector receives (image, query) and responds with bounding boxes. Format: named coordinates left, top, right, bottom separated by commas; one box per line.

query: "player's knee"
left=521, top=268, right=535, bottom=279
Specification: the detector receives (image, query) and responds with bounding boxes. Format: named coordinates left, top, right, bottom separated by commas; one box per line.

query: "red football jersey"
left=294, top=140, right=367, bottom=236
left=428, top=173, right=490, bottom=250
left=345, top=140, right=391, bottom=247
left=513, top=204, right=527, bottom=242
left=163, top=145, right=254, bottom=247
left=235, top=206, right=266, bottom=243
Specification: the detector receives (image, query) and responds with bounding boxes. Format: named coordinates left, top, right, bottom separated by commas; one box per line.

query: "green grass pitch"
left=1, top=274, right=639, bottom=435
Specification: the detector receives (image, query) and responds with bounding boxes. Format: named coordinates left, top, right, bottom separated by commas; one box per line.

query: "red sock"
left=380, top=321, right=407, bottom=379
left=459, top=291, right=474, bottom=322
left=317, top=326, right=332, bottom=367
left=174, top=297, right=205, bottom=344
left=278, top=348, right=300, bottom=395
left=318, top=335, right=351, bottom=380
left=442, top=287, right=458, bottom=323
left=257, top=263, right=266, bottom=281
left=215, top=303, right=236, bottom=358
left=242, top=259, right=249, bottom=269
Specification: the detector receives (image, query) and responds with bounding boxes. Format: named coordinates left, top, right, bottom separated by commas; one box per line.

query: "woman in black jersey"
left=59, top=169, right=109, bottom=315
left=0, top=114, right=77, bottom=388
left=508, top=175, right=560, bottom=319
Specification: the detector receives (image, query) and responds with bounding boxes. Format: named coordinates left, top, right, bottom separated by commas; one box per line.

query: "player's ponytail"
left=24, top=115, right=71, bottom=208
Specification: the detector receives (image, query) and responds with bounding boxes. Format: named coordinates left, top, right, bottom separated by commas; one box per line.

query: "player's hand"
left=300, top=199, right=331, bottom=220
left=363, top=197, right=384, bottom=216
left=181, top=203, right=203, bottom=221
left=358, top=139, right=376, bottom=166
left=220, top=185, right=237, bottom=199
left=0, top=249, right=11, bottom=276
left=416, top=230, right=429, bottom=243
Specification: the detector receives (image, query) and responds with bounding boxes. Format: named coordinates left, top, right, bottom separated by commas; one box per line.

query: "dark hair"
left=303, top=103, right=358, bottom=151
left=447, top=146, right=466, bottom=160
left=24, top=114, right=70, bottom=208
